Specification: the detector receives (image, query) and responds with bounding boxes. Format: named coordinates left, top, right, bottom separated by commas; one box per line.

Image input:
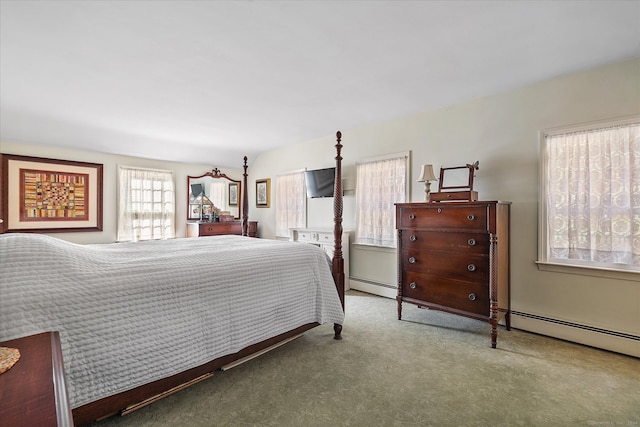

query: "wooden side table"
left=0, top=331, right=74, bottom=426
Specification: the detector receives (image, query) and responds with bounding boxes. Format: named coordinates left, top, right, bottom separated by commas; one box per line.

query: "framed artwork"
left=228, top=182, right=238, bottom=206
left=256, top=178, right=270, bottom=208
left=1, top=154, right=103, bottom=233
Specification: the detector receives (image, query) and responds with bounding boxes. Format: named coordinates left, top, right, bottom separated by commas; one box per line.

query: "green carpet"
left=90, top=291, right=639, bottom=427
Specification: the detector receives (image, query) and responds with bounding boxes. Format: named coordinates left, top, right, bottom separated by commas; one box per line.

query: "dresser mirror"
left=187, top=169, right=241, bottom=221
left=437, top=161, right=479, bottom=191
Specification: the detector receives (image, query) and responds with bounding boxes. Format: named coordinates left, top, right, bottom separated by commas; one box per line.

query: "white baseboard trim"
left=512, top=312, right=640, bottom=358
left=349, top=277, right=396, bottom=299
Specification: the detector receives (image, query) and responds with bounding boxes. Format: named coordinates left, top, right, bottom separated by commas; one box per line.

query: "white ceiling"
left=1, top=1, right=639, bottom=167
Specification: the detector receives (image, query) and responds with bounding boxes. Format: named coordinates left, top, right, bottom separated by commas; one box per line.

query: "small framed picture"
left=228, top=182, right=238, bottom=206
left=256, top=178, right=270, bottom=208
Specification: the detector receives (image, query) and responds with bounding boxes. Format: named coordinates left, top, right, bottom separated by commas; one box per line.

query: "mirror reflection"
left=440, top=167, right=472, bottom=189
left=439, top=161, right=479, bottom=191
left=188, top=169, right=241, bottom=221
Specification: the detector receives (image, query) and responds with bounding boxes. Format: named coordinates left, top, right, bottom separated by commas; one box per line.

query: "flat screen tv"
left=190, top=183, right=204, bottom=197
left=305, top=167, right=335, bottom=198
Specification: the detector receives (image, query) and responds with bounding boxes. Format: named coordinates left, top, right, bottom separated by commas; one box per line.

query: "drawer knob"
left=468, top=293, right=477, bottom=301
left=468, top=238, right=476, bottom=246
left=409, top=257, right=416, bottom=264
left=467, top=264, right=476, bottom=271
left=409, top=213, right=416, bottom=220
left=410, top=282, right=417, bottom=289
left=437, top=208, right=442, bottom=213
left=409, top=235, right=417, bottom=241
left=467, top=214, right=475, bottom=221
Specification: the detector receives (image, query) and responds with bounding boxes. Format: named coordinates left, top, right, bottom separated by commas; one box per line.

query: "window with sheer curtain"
left=540, top=118, right=639, bottom=272
left=117, top=166, right=175, bottom=242
left=275, top=171, right=306, bottom=237
left=355, top=152, right=408, bottom=247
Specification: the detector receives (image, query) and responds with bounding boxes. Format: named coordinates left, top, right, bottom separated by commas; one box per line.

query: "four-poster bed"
left=0, top=132, right=346, bottom=426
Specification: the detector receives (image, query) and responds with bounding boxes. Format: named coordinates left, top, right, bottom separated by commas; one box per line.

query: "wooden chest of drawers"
left=395, top=201, right=511, bottom=348
left=187, top=221, right=258, bottom=237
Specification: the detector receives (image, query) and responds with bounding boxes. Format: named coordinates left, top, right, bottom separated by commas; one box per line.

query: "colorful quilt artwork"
left=20, top=169, right=89, bottom=221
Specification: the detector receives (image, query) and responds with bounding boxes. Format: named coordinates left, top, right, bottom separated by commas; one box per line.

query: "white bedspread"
left=0, top=233, right=344, bottom=409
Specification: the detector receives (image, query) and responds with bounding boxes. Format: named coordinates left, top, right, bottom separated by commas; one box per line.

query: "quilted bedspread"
left=0, top=233, right=344, bottom=409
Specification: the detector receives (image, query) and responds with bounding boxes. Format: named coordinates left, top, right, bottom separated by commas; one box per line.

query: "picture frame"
left=256, top=178, right=270, bottom=208
left=228, top=182, right=238, bottom=206
left=1, top=154, right=103, bottom=233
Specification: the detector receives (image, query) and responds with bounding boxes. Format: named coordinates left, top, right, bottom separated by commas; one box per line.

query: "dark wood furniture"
left=0, top=331, right=73, bottom=426
left=187, top=221, right=258, bottom=237
left=429, top=161, right=479, bottom=202
left=70, top=133, right=346, bottom=425
left=395, top=201, right=510, bottom=348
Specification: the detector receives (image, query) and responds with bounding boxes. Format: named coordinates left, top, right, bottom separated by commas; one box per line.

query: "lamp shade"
left=417, top=164, right=437, bottom=182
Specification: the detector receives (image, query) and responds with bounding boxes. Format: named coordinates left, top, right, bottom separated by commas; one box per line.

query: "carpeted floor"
left=89, top=290, right=639, bottom=427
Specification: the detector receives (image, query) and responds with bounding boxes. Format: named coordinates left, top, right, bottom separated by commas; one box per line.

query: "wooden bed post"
left=333, top=131, right=344, bottom=340
left=242, top=156, right=249, bottom=236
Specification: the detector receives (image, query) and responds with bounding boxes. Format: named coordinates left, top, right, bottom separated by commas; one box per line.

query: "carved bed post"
left=333, top=131, right=344, bottom=340
left=242, top=156, right=249, bottom=236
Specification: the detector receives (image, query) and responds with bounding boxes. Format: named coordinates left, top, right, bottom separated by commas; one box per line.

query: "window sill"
left=536, top=261, right=639, bottom=281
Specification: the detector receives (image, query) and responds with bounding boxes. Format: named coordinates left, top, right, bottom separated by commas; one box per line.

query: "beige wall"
left=247, top=58, right=640, bottom=356
left=1, top=58, right=638, bottom=356
left=0, top=143, right=243, bottom=244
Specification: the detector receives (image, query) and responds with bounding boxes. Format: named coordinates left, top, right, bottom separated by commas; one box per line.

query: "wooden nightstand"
left=0, top=331, right=74, bottom=426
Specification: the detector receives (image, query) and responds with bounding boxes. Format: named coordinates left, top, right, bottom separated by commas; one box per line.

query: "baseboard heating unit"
left=511, top=311, right=639, bottom=358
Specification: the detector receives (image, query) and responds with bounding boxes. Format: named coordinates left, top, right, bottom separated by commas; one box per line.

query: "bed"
left=0, top=131, right=346, bottom=425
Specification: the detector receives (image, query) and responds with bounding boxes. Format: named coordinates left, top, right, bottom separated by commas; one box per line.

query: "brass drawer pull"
left=410, top=235, right=417, bottom=241
left=467, top=264, right=476, bottom=271
left=409, top=257, right=416, bottom=264
left=468, top=238, right=476, bottom=246
left=467, top=214, right=475, bottom=221
left=410, top=282, right=417, bottom=289
left=468, top=293, right=477, bottom=301
left=409, top=213, right=416, bottom=220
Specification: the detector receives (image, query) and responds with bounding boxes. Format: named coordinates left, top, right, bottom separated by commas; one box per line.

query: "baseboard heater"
left=350, top=277, right=396, bottom=289
left=349, top=277, right=397, bottom=298
left=512, top=311, right=639, bottom=341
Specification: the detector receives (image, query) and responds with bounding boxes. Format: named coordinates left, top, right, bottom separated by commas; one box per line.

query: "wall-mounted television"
left=190, top=183, right=204, bottom=197
left=305, top=167, right=335, bottom=198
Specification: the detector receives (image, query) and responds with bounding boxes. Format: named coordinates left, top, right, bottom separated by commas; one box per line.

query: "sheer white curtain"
left=118, top=167, right=175, bottom=242
left=208, top=181, right=226, bottom=211
left=275, top=171, right=306, bottom=237
left=545, top=122, right=640, bottom=267
left=355, top=154, right=407, bottom=247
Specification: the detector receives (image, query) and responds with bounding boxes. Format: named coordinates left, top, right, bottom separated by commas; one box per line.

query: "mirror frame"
left=187, top=168, right=242, bottom=220
left=437, top=161, right=479, bottom=192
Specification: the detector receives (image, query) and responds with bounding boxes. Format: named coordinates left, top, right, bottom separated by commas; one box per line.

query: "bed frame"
left=72, top=131, right=345, bottom=425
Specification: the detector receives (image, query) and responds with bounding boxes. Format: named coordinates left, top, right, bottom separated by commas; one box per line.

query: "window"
left=355, top=152, right=409, bottom=247
left=539, top=117, right=639, bottom=274
left=275, top=170, right=306, bottom=237
left=118, top=166, right=175, bottom=242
